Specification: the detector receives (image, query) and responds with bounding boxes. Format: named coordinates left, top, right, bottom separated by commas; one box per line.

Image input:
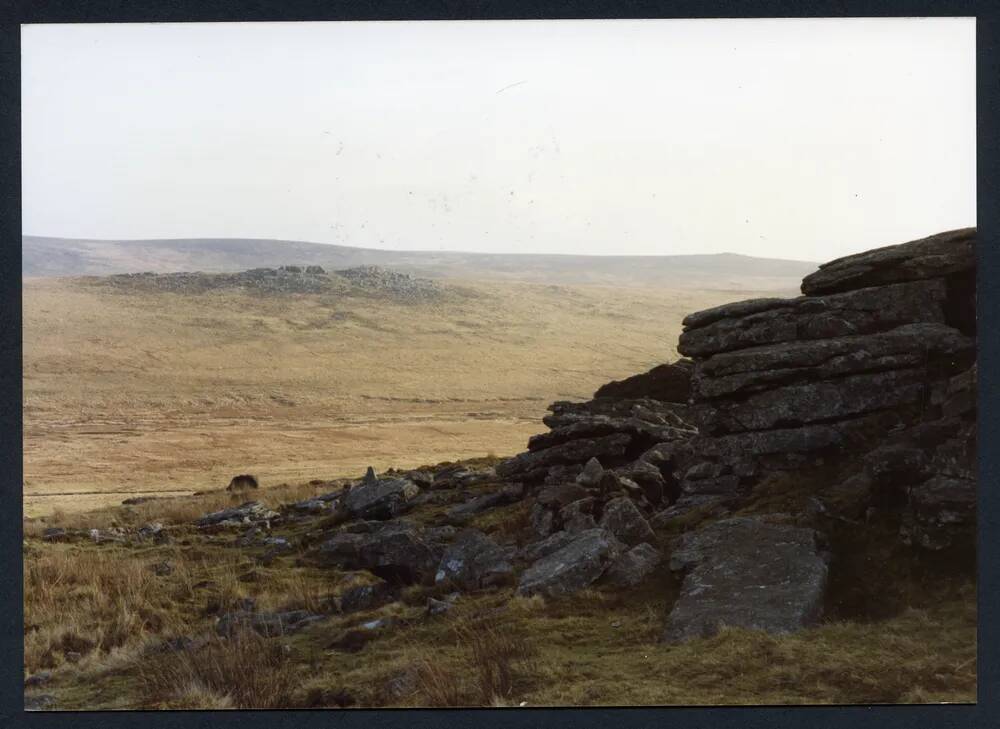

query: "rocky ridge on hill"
left=86, top=264, right=444, bottom=302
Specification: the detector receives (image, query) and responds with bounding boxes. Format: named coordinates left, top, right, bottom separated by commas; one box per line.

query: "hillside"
left=23, top=271, right=756, bottom=517
left=22, top=235, right=816, bottom=290
left=21, top=229, right=977, bottom=709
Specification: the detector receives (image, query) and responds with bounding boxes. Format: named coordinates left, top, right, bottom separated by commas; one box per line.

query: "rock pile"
left=334, top=265, right=442, bottom=302
left=93, top=264, right=443, bottom=302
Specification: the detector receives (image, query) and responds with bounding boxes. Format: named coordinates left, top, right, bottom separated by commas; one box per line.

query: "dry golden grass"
left=24, top=546, right=185, bottom=673
left=136, top=629, right=298, bottom=709
left=23, top=276, right=755, bottom=517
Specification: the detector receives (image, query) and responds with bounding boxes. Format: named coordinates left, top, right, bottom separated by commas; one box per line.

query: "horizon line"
left=21, top=233, right=822, bottom=265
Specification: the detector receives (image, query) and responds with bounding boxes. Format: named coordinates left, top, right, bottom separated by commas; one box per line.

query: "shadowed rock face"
left=593, top=361, right=693, bottom=403
left=663, top=517, right=828, bottom=643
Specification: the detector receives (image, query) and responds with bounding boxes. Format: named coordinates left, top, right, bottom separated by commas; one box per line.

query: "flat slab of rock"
left=342, top=478, right=419, bottom=520
left=196, top=501, right=278, bottom=527
left=663, top=516, right=828, bottom=643
left=692, top=323, right=973, bottom=400
left=517, top=528, right=624, bottom=598
left=801, top=228, right=975, bottom=296
left=677, top=279, right=948, bottom=358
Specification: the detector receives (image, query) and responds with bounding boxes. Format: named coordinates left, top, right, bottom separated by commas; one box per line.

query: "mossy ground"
left=22, top=460, right=977, bottom=709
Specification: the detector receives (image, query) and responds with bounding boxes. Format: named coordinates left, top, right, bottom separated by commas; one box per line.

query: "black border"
left=1, top=2, right=996, bottom=728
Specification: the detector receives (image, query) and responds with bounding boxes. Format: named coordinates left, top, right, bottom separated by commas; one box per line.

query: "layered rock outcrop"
left=672, top=227, right=976, bottom=548
left=269, top=227, right=976, bottom=650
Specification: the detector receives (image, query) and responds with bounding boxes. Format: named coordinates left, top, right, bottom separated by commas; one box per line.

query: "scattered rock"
left=342, top=478, right=420, bottom=520
left=338, top=579, right=395, bottom=614
left=603, top=542, right=661, bottom=588
left=89, top=527, right=126, bottom=544
left=137, top=522, right=168, bottom=543
left=517, top=528, right=625, bottom=598
left=195, top=501, right=278, bottom=528
left=434, top=529, right=515, bottom=591
left=426, top=594, right=459, bottom=616
left=41, top=527, right=71, bottom=543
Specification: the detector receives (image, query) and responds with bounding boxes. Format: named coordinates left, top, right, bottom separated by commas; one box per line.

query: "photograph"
left=20, top=17, right=977, bottom=709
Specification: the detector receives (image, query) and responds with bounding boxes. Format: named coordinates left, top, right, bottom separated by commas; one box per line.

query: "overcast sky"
left=22, top=18, right=975, bottom=260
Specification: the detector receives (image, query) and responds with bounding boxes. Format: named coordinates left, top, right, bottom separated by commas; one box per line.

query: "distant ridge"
left=22, top=235, right=817, bottom=290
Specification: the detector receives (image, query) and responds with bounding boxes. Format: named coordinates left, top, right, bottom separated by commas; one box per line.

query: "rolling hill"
left=22, top=235, right=816, bottom=291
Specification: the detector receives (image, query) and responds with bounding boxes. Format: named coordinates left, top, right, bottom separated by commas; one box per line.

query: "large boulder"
left=663, top=517, right=828, bottom=643
left=517, top=528, right=625, bottom=598
left=434, top=529, right=515, bottom=591
left=800, top=227, right=975, bottom=296
left=342, top=478, right=420, bottom=520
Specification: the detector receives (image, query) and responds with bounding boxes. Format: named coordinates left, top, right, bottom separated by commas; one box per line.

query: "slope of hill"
left=22, top=235, right=816, bottom=290
left=23, top=272, right=757, bottom=517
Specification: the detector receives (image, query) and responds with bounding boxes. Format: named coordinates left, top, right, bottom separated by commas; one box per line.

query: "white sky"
left=21, top=18, right=975, bottom=260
